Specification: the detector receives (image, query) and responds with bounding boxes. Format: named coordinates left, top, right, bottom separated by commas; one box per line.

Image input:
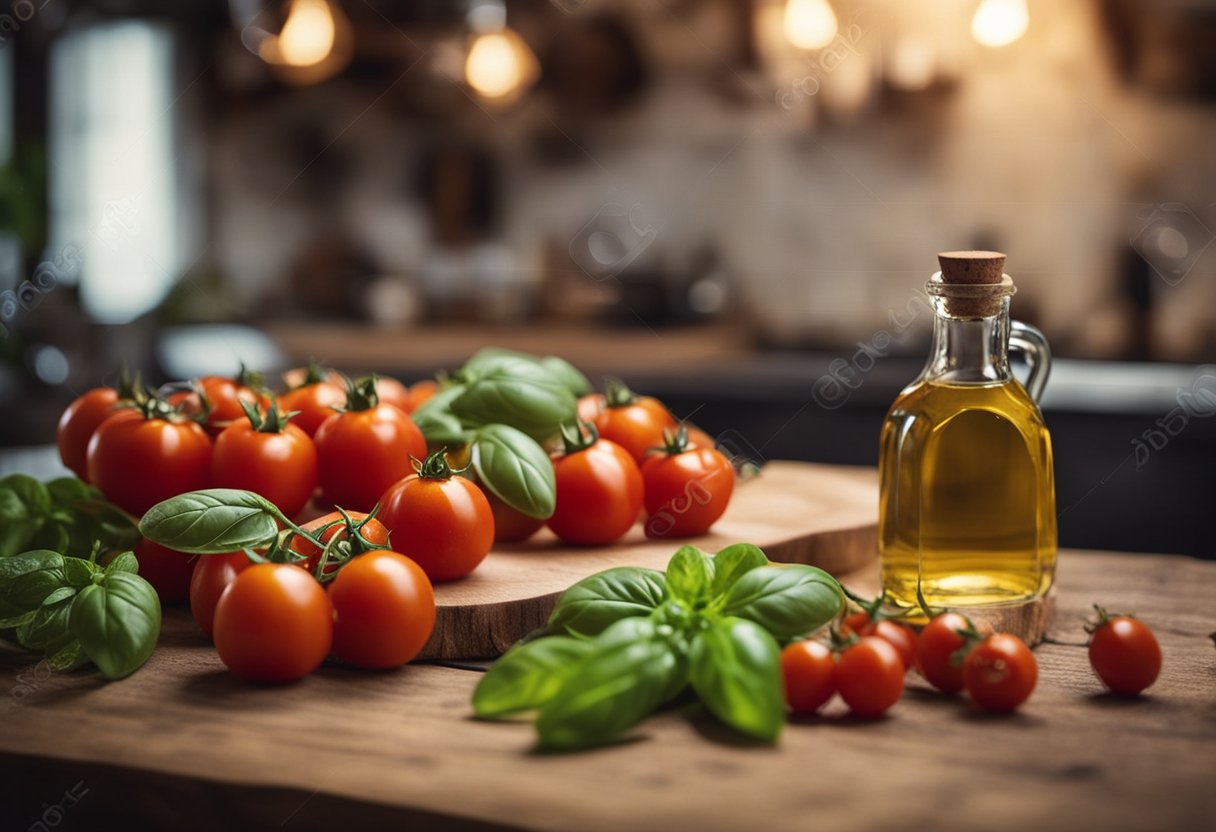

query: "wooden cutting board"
left=421, top=461, right=878, bottom=659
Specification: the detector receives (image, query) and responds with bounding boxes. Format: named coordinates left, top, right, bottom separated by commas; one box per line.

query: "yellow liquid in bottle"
left=879, top=379, right=1056, bottom=611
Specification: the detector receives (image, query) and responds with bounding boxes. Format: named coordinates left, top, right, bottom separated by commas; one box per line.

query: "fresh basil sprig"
left=138, top=489, right=283, bottom=554
left=0, top=548, right=161, bottom=680
left=472, top=543, right=846, bottom=750
left=0, top=475, right=139, bottom=558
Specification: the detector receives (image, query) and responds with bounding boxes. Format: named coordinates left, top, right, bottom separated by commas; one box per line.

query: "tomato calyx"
left=290, top=357, right=334, bottom=390
left=654, top=425, right=692, bottom=456
left=235, top=362, right=267, bottom=396
left=947, top=615, right=986, bottom=668
left=278, top=506, right=391, bottom=583
left=603, top=378, right=639, bottom=409
left=413, top=448, right=467, bottom=480
left=558, top=420, right=600, bottom=455
left=239, top=397, right=300, bottom=434
left=341, top=375, right=381, bottom=412
left=1084, top=603, right=1131, bottom=636
left=841, top=586, right=920, bottom=626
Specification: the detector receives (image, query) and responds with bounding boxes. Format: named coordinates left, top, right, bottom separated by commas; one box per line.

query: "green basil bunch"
left=410, top=348, right=591, bottom=520
left=472, top=543, right=845, bottom=750
left=0, top=549, right=161, bottom=680
left=0, top=474, right=140, bottom=558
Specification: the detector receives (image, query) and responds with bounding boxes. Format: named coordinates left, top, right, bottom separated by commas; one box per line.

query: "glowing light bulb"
left=259, top=0, right=338, bottom=67
left=970, top=0, right=1029, bottom=48
left=783, top=0, right=838, bottom=51
left=464, top=29, right=537, bottom=100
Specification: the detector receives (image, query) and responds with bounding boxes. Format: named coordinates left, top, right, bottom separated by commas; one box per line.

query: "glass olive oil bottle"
left=879, top=252, right=1056, bottom=613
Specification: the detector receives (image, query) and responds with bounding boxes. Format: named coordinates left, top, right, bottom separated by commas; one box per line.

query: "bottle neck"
left=922, top=297, right=1012, bottom=384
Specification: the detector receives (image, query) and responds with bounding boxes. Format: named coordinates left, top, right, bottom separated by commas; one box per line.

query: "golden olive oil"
left=879, top=378, right=1056, bottom=611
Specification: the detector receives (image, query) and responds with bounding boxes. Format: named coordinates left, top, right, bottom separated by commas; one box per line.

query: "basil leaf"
left=412, top=407, right=469, bottom=446
left=451, top=358, right=576, bottom=441
left=0, top=610, right=36, bottom=629
left=47, top=640, right=89, bottom=672
left=70, top=572, right=161, bottom=680
left=721, top=565, right=844, bottom=640
left=537, top=618, right=685, bottom=750
left=472, top=424, right=557, bottom=519
left=710, top=543, right=769, bottom=597
left=539, top=356, right=592, bottom=396
left=473, top=637, right=597, bottom=718
left=666, top=545, right=714, bottom=606
left=0, top=488, right=42, bottom=557
left=689, top=616, right=783, bottom=742
left=0, top=551, right=68, bottom=617
left=139, top=489, right=282, bottom=554
left=17, top=587, right=78, bottom=653
left=105, top=551, right=140, bottom=575
left=0, top=474, right=51, bottom=513
left=63, top=557, right=101, bottom=588
left=547, top=567, right=667, bottom=637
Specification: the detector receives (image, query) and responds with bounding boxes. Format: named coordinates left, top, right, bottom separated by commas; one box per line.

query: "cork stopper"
left=931, top=250, right=1013, bottom=317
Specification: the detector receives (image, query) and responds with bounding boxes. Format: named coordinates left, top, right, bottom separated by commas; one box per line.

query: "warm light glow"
left=783, top=0, right=838, bottom=51
left=970, top=0, right=1029, bottom=48
left=888, top=37, right=936, bottom=91
left=464, top=29, right=537, bottom=100
left=261, top=0, right=336, bottom=67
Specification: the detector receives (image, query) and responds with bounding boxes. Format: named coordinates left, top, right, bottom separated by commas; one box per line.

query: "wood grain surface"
left=422, top=461, right=879, bottom=658
left=1, top=551, right=1213, bottom=832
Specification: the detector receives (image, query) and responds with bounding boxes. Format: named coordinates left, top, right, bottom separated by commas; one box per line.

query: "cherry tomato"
left=328, top=550, right=436, bottom=669
left=405, top=380, right=439, bottom=413
left=131, top=539, right=198, bottom=604
left=963, top=633, right=1037, bottom=712
left=842, top=612, right=917, bottom=671
left=87, top=407, right=212, bottom=516
left=685, top=425, right=717, bottom=451
left=373, top=376, right=413, bottom=413
left=172, top=372, right=267, bottom=433
left=213, top=563, right=332, bottom=683
left=593, top=382, right=677, bottom=465
left=313, top=378, right=427, bottom=512
left=377, top=453, right=494, bottom=581
left=781, top=640, right=837, bottom=714
left=57, top=387, right=120, bottom=481
left=189, top=551, right=250, bottom=637
left=548, top=430, right=644, bottom=546
left=915, top=612, right=973, bottom=694
left=835, top=636, right=905, bottom=717
left=282, top=365, right=345, bottom=390
left=484, top=487, right=545, bottom=543
left=211, top=406, right=318, bottom=518
left=577, top=393, right=605, bottom=424
left=289, top=510, right=390, bottom=578
left=1088, top=611, right=1161, bottom=695
left=641, top=431, right=734, bottom=539
left=278, top=381, right=345, bottom=437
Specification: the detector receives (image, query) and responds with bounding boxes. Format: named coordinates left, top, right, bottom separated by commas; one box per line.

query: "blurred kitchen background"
left=0, top=0, right=1213, bottom=556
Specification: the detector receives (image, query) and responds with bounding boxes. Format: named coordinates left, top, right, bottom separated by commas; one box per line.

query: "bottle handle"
left=1010, top=320, right=1052, bottom=403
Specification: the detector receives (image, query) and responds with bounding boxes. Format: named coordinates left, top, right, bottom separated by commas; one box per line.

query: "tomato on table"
left=781, top=639, right=837, bottom=714
left=915, top=611, right=976, bottom=694
left=835, top=636, right=905, bottom=717
left=211, top=400, right=318, bottom=518
left=377, top=451, right=494, bottom=582
left=641, top=426, right=734, bottom=539
left=86, top=397, right=212, bottom=516
left=1087, top=606, right=1161, bottom=696
left=328, top=550, right=436, bottom=669
left=313, top=376, right=427, bottom=512
left=57, top=369, right=140, bottom=481
left=963, top=633, right=1038, bottom=712
left=189, top=551, right=251, bottom=637
left=212, top=563, right=332, bottom=684
left=133, top=539, right=198, bottom=604
left=842, top=611, right=917, bottom=671
left=289, top=510, right=390, bottom=578
left=547, top=423, right=644, bottom=546
left=592, top=380, right=677, bottom=465
left=279, top=361, right=346, bottom=437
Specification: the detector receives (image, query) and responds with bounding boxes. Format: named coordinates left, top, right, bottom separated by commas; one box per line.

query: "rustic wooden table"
left=1, top=550, right=1212, bottom=831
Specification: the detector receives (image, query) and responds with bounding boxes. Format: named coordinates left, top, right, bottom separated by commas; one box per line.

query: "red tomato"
left=133, top=539, right=197, bottom=604
left=641, top=435, right=734, bottom=539
left=282, top=365, right=345, bottom=390
left=483, top=486, right=545, bottom=543
left=211, top=409, right=318, bottom=518
left=289, top=510, right=390, bottom=578
left=57, top=387, right=120, bottom=481
left=278, top=381, right=345, bottom=437
left=781, top=640, right=837, bottom=714
left=405, top=380, right=439, bottom=413
left=377, top=456, right=494, bottom=581
left=173, top=373, right=267, bottom=433
left=963, top=634, right=1038, bottom=712
left=577, top=393, right=605, bottom=424
left=328, top=550, right=436, bottom=669
left=915, top=612, right=973, bottom=694
left=548, top=433, right=643, bottom=546
left=1088, top=611, right=1161, bottom=695
left=313, top=378, right=427, bottom=512
left=685, top=425, right=717, bottom=451
left=373, top=376, right=413, bottom=413
left=189, top=551, right=250, bottom=637
left=86, top=408, right=212, bottom=516
left=594, top=387, right=677, bottom=466
left=835, top=636, right=905, bottom=717
left=212, top=563, right=332, bottom=683
left=842, top=612, right=917, bottom=671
